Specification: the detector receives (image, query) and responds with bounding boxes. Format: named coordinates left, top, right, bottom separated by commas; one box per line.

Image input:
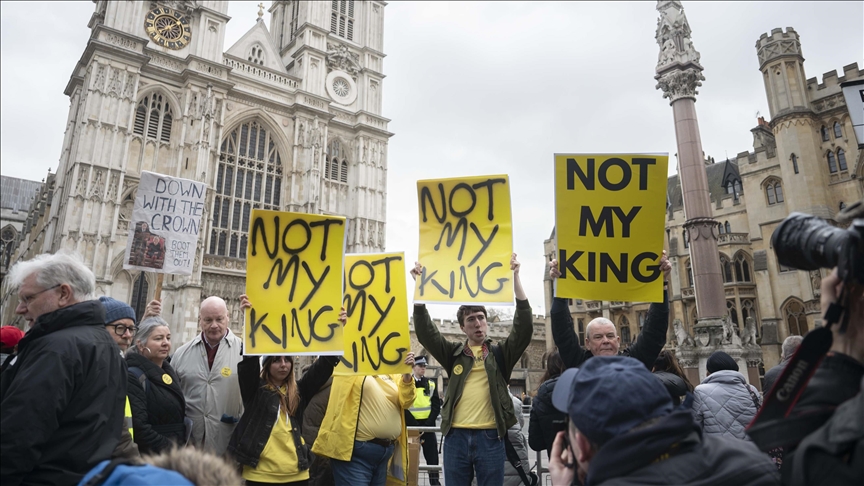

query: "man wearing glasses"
left=99, top=296, right=141, bottom=459
left=411, top=254, right=532, bottom=486
left=1, top=253, right=126, bottom=486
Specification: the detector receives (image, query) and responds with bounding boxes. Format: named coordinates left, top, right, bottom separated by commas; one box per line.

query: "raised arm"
left=410, top=262, right=457, bottom=369
left=548, top=259, right=589, bottom=369
left=499, top=254, right=533, bottom=373
left=627, top=251, right=671, bottom=369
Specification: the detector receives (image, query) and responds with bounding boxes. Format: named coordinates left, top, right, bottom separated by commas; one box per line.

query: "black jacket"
left=228, top=355, right=337, bottom=469
left=0, top=301, right=126, bottom=486
left=551, top=289, right=668, bottom=370
left=528, top=376, right=566, bottom=456
left=404, top=375, right=441, bottom=426
left=654, top=370, right=690, bottom=407
left=126, top=352, right=186, bottom=454
left=762, top=357, right=789, bottom=393
left=584, top=407, right=780, bottom=486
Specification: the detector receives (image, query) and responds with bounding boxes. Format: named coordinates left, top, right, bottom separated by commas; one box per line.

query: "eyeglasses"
left=108, top=324, right=138, bottom=336
left=18, top=284, right=61, bottom=306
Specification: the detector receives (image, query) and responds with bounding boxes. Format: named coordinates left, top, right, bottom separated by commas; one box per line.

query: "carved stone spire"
left=655, top=0, right=705, bottom=103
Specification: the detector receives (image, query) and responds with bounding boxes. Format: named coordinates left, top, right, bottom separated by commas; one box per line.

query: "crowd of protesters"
left=0, top=250, right=861, bottom=486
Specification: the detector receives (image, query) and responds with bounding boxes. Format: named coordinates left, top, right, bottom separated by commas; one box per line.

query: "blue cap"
left=551, top=356, right=673, bottom=446
left=99, top=296, right=137, bottom=325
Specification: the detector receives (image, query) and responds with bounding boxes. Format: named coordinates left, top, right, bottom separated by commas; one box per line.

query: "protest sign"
left=123, top=171, right=206, bottom=276
left=335, top=252, right=411, bottom=376
left=554, top=154, right=668, bottom=302
left=414, top=175, right=514, bottom=305
left=244, top=209, right=346, bottom=355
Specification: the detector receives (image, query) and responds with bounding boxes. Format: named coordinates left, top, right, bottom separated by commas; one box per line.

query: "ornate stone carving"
left=810, top=270, right=821, bottom=298
left=92, top=65, right=107, bottom=91
left=122, top=73, right=137, bottom=99
left=721, top=315, right=742, bottom=346
left=159, top=1, right=198, bottom=16
left=326, top=43, right=361, bottom=79
left=76, top=169, right=89, bottom=197
left=741, top=317, right=759, bottom=347
left=673, top=319, right=696, bottom=348
left=107, top=68, right=122, bottom=96
left=106, top=172, right=120, bottom=202
left=655, top=67, right=705, bottom=103
left=90, top=169, right=106, bottom=199
left=655, top=0, right=701, bottom=70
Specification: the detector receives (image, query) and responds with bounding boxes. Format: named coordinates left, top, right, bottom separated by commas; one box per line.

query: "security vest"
left=125, top=395, right=134, bottom=438
left=409, top=378, right=435, bottom=420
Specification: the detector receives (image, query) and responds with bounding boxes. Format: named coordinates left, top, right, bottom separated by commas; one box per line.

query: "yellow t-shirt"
left=242, top=388, right=311, bottom=483
left=452, top=346, right=496, bottom=429
left=356, top=375, right=403, bottom=441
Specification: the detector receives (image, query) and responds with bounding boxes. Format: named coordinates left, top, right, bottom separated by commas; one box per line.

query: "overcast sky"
left=1, top=1, right=862, bottom=318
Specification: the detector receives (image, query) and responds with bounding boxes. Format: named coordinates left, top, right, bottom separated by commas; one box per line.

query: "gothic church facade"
left=1, top=0, right=392, bottom=343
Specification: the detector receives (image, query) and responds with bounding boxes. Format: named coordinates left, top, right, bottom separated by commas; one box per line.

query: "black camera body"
left=771, top=212, right=863, bottom=285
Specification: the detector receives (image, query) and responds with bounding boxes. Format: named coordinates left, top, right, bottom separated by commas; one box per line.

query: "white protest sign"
left=123, top=171, right=207, bottom=276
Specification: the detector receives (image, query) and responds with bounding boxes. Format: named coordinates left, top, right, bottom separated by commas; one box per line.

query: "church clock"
left=144, top=6, right=192, bottom=50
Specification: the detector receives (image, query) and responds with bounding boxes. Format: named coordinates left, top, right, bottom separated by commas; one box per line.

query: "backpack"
left=78, top=459, right=193, bottom=486
left=490, top=344, right=539, bottom=486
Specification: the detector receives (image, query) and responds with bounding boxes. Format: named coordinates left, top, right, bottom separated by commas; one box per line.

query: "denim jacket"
left=227, top=355, right=337, bottom=468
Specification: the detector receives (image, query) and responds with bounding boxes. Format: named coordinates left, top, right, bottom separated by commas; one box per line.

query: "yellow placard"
left=334, top=252, right=411, bottom=376
left=244, top=209, right=346, bottom=355
left=554, top=154, right=668, bottom=303
left=414, top=175, right=514, bottom=305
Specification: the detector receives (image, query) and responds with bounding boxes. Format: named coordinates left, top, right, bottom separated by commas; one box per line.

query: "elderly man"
left=762, top=335, right=803, bottom=393
left=1, top=253, right=126, bottom=486
left=171, top=296, right=243, bottom=455
left=548, top=251, right=671, bottom=370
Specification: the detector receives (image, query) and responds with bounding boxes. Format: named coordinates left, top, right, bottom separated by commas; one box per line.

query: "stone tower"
left=654, top=0, right=725, bottom=327
left=1, top=0, right=393, bottom=343
left=756, top=28, right=831, bottom=219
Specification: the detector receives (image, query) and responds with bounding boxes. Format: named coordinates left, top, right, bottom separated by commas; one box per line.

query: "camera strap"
left=746, top=325, right=833, bottom=450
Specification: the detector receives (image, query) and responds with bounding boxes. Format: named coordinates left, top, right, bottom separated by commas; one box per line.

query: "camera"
left=771, top=210, right=863, bottom=286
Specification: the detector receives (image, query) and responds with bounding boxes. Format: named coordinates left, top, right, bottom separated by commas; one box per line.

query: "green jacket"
left=413, top=299, right=533, bottom=438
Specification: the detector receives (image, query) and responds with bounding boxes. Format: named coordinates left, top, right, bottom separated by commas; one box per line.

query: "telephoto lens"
left=771, top=212, right=863, bottom=284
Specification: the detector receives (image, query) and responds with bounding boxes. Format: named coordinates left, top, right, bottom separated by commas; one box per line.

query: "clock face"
left=144, top=6, right=191, bottom=50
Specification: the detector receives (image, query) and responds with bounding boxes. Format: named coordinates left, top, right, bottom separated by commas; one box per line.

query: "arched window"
left=765, top=178, right=784, bottom=205
left=577, top=318, right=585, bottom=346
left=726, top=181, right=734, bottom=195
left=330, top=0, right=355, bottom=41
left=685, top=259, right=693, bottom=287
left=620, top=316, right=631, bottom=345
left=741, top=299, right=758, bottom=336
left=0, top=224, right=18, bottom=271
left=833, top=121, right=843, bottom=139
left=130, top=273, right=149, bottom=321
left=827, top=151, right=838, bottom=173
left=718, top=222, right=725, bottom=234
left=327, top=140, right=349, bottom=183
left=340, top=161, right=348, bottom=183
left=133, top=93, right=173, bottom=143
left=330, top=158, right=339, bottom=180
left=837, top=149, right=847, bottom=171
left=247, top=45, right=265, bottom=65
left=733, top=180, right=742, bottom=195
left=784, top=300, right=808, bottom=336
left=725, top=221, right=731, bottom=234
left=726, top=300, right=739, bottom=326
left=638, top=312, right=646, bottom=329
left=720, top=255, right=733, bottom=283
left=209, top=120, right=284, bottom=258
left=791, top=153, right=799, bottom=174
left=735, top=252, right=752, bottom=282
left=683, top=229, right=689, bottom=249
left=820, top=126, right=830, bottom=142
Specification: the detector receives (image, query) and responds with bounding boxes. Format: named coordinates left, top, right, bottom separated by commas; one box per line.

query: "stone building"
left=1, top=0, right=393, bottom=344
left=0, top=176, right=44, bottom=282
left=543, top=28, right=863, bottom=384
left=408, top=314, right=549, bottom=397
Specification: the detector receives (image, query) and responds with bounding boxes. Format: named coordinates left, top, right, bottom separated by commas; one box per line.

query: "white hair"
left=127, top=316, right=170, bottom=356
left=585, top=317, right=616, bottom=340
left=7, top=251, right=95, bottom=302
left=781, top=335, right=803, bottom=359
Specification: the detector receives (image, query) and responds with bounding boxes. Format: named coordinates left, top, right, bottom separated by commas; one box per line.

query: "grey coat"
left=693, top=370, right=761, bottom=440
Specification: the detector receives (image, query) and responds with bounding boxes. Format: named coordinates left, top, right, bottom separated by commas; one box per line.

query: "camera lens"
left=771, top=213, right=847, bottom=271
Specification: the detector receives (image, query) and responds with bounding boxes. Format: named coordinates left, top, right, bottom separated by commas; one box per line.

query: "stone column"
left=654, top=1, right=725, bottom=327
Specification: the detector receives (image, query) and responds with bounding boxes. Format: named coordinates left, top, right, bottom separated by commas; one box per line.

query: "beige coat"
left=171, top=330, right=243, bottom=455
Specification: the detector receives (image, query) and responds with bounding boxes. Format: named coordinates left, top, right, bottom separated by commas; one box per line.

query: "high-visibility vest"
left=409, top=379, right=435, bottom=420
left=125, top=395, right=134, bottom=438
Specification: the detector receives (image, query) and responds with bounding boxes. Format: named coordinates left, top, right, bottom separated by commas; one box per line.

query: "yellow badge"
left=221, top=367, right=232, bottom=378
left=162, top=374, right=173, bottom=385
left=453, top=364, right=464, bottom=375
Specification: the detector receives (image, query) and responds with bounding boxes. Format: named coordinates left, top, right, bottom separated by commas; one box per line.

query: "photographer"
left=780, top=269, right=863, bottom=485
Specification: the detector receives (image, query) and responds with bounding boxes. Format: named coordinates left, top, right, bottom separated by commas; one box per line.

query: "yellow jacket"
left=312, top=374, right=416, bottom=485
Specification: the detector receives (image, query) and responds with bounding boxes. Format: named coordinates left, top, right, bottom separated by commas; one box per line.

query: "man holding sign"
left=411, top=253, right=531, bottom=486
left=551, top=153, right=671, bottom=371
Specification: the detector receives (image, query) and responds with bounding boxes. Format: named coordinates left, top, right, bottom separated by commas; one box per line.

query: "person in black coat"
left=126, top=317, right=186, bottom=454
left=1, top=253, right=126, bottom=486
left=652, top=350, right=694, bottom=407
left=548, top=253, right=672, bottom=371
left=529, top=349, right=566, bottom=457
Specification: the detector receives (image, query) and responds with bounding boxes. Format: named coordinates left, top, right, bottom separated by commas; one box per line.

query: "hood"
left=586, top=407, right=699, bottom=485
left=701, top=369, right=747, bottom=386
left=19, top=300, right=106, bottom=351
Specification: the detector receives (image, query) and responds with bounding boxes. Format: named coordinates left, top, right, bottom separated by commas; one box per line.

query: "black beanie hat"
left=706, top=351, right=739, bottom=373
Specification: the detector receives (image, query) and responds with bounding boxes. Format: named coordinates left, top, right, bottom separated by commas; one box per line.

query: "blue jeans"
left=331, top=440, right=395, bottom=486
left=443, top=428, right=504, bottom=486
